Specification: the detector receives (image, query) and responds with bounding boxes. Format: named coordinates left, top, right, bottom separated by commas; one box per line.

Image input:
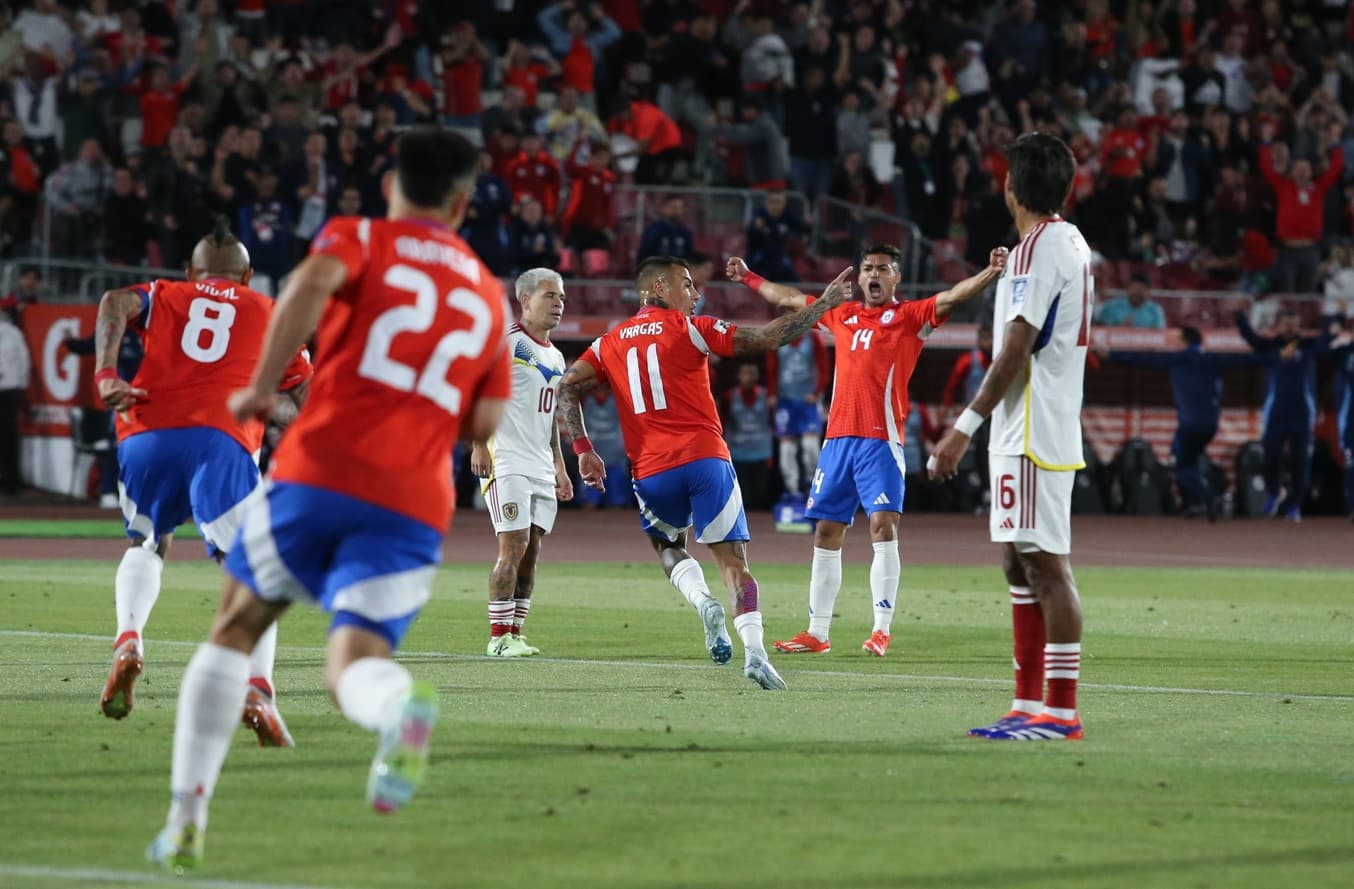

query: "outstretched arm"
left=94, top=288, right=147, bottom=411
left=229, top=254, right=347, bottom=421
left=727, top=255, right=811, bottom=308
left=934, top=247, right=1007, bottom=320
left=730, top=266, right=853, bottom=355
left=927, top=318, right=1041, bottom=480
left=557, top=359, right=608, bottom=490
left=1234, top=310, right=1275, bottom=352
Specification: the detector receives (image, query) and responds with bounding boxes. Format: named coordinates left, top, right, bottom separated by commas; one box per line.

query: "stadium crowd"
left=0, top=0, right=1352, bottom=300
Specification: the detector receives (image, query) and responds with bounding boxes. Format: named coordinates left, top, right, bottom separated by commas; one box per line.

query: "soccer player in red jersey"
left=728, top=245, right=1006, bottom=657
left=94, top=218, right=312, bottom=747
left=557, top=256, right=854, bottom=690
left=148, top=130, right=512, bottom=871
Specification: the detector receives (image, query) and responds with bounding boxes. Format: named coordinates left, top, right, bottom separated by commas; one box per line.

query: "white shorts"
left=988, top=454, right=1074, bottom=555
left=483, top=474, right=558, bottom=535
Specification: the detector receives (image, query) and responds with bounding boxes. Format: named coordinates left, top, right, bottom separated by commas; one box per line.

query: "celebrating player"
left=728, top=245, right=1005, bottom=657
left=557, top=256, right=855, bottom=691
left=147, top=129, right=512, bottom=872
left=94, top=217, right=312, bottom=748
left=470, top=267, right=571, bottom=657
left=928, top=132, right=1091, bottom=741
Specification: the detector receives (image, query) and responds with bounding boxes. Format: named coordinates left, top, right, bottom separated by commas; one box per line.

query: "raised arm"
left=933, top=247, right=1007, bottom=320
left=229, top=254, right=347, bottom=422
left=730, top=266, right=853, bottom=355
left=93, top=288, right=147, bottom=411
left=726, top=255, right=810, bottom=308
left=1234, top=310, right=1276, bottom=352
left=927, top=317, right=1041, bottom=480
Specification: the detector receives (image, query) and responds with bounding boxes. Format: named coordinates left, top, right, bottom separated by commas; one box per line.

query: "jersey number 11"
left=625, top=344, right=667, bottom=414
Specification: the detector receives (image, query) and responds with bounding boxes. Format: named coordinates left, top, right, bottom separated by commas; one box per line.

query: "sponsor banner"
left=19, top=304, right=100, bottom=437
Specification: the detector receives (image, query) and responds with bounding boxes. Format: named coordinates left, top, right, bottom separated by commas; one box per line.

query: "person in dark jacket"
left=235, top=167, right=294, bottom=293
left=460, top=150, right=513, bottom=277
left=746, top=190, right=805, bottom=283
left=509, top=197, right=560, bottom=275
left=636, top=194, right=693, bottom=265
left=1108, top=325, right=1276, bottom=519
left=784, top=66, right=837, bottom=200
left=1235, top=309, right=1336, bottom=521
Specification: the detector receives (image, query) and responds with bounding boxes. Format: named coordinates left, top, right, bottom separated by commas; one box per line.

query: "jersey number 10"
left=358, top=264, right=493, bottom=415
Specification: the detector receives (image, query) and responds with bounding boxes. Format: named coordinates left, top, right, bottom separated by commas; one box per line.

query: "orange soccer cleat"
left=861, top=630, right=892, bottom=657
left=241, top=685, right=296, bottom=748
left=100, top=636, right=144, bottom=719
left=773, top=630, right=831, bottom=654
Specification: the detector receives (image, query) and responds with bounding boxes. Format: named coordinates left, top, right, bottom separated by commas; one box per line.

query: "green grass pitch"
left=1, top=554, right=1351, bottom=889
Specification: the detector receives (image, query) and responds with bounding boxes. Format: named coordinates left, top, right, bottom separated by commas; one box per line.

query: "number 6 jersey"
left=120, top=277, right=313, bottom=453
left=272, top=216, right=512, bottom=530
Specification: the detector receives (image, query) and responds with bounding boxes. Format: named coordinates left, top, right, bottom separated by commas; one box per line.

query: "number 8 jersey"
left=119, top=277, right=313, bottom=453
left=272, top=216, right=512, bottom=530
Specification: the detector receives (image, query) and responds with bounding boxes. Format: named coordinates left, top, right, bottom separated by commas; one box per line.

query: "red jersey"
left=1101, top=127, right=1146, bottom=179
left=270, top=217, right=512, bottom=530
left=578, top=306, right=738, bottom=479
left=561, top=162, right=616, bottom=233
left=1260, top=144, right=1344, bottom=243
left=443, top=58, right=483, bottom=117
left=504, top=150, right=562, bottom=216
left=140, top=86, right=185, bottom=149
left=119, top=278, right=313, bottom=453
left=812, top=295, right=943, bottom=444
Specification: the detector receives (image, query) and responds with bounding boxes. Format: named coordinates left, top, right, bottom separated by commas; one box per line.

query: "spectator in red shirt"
left=941, top=324, right=994, bottom=407
left=139, top=62, right=197, bottom=152
left=1098, top=106, right=1147, bottom=259
left=562, top=144, right=616, bottom=253
left=1216, top=0, right=1263, bottom=56
left=1259, top=120, right=1345, bottom=294
left=1102, top=107, right=1147, bottom=179
left=500, top=40, right=560, bottom=109
left=320, top=31, right=398, bottom=111
left=504, top=132, right=562, bottom=217
left=440, top=21, right=488, bottom=125
left=537, top=1, right=621, bottom=107
left=609, top=99, right=683, bottom=185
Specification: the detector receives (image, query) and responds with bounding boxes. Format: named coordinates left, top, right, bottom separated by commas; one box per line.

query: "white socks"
left=806, top=546, right=841, bottom=640
left=733, top=611, right=765, bottom=657
left=870, top=540, right=901, bottom=634
left=168, top=643, right=250, bottom=831
left=115, top=546, right=163, bottom=646
left=248, top=622, right=278, bottom=690
left=800, top=434, right=820, bottom=472
left=668, top=558, right=713, bottom=608
left=779, top=439, right=801, bottom=493
left=335, top=657, right=412, bottom=732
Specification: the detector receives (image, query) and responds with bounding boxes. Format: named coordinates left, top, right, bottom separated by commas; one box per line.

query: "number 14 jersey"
left=579, top=305, right=738, bottom=480
left=120, top=277, right=313, bottom=453
left=272, top=216, right=512, bottom=530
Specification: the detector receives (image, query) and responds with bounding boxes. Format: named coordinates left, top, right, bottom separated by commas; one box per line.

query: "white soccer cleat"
left=698, top=597, right=733, bottom=664
left=743, top=650, right=787, bottom=691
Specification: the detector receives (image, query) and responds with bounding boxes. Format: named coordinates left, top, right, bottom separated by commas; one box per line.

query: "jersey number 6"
left=358, top=263, right=492, bottom=415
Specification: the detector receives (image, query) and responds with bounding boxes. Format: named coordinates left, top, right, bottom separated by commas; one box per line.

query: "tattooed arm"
left=94, top=288, right=148, bottom=411
left=730, top=266, right=855, bottom=356
left=552, top=412, right=573, bottom=501
left=557, top=359, right=608, bottom=490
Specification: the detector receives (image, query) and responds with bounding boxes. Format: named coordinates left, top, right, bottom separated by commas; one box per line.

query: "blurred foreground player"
left=471, top=267, right=572, bottom=657
left=147, top=129, right=511, bottom=872
left=930, top=133, right=1091, bottom=741
left=95, top=217, right=312, bottom=747
left=557, top=257, right=855, bottom=691
left=730, top=246, right=1005, bottom=657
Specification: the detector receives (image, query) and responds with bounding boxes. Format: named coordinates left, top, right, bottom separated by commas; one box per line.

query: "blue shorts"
left=577, top=462, right=634, bottom=509
left=118, top=427, right=261, bottom=557
left=775, top=399, right=823, bottom=438
left=805, top=437, right=906, bottom=524
left=632, top=458, right=749, bottom=545
left=224, top=482, right=443, bottom=650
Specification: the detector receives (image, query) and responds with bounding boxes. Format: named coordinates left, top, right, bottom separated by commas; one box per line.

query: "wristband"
left=742, top=271, right=766, bottom=293
left=94, top=368, right=118, bottom=384
left=955, top=408, right=985, bottom=437
left=571, top=437, right=594, bottom=456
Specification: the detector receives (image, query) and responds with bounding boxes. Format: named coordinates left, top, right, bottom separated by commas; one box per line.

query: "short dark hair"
left=1129, top=272, right=1150, bottom=286
left=1005, top=133, right=1076, bottom=216
left=860, top=244, right=902, bottom=265
left=1180, top=325, right=1202, bottom=346
left=396, top=127, right=478, bottom=209
left=636, top=255, right=689, bottom=291
left=19, top=265, right=40, bottom=279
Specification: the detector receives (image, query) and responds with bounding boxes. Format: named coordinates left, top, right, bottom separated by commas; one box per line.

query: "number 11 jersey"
left=272, top=216, right=512, bottom=530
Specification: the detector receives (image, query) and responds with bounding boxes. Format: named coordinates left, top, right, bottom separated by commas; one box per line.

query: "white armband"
left=955, top=408, right=985, bottom=437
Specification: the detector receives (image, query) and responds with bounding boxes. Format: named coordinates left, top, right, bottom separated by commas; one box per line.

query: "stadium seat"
left=582, top=249, right=611, bottom=277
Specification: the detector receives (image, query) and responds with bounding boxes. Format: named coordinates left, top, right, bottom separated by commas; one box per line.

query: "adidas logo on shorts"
left=999, top=517, right=1014, bottom=529
left=873, top=493, right=890, bottom=506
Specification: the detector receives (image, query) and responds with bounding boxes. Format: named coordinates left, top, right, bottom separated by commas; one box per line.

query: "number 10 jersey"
left=486, top=323, right=566, bottom=484
left=272, top=216, right=511, bottom=530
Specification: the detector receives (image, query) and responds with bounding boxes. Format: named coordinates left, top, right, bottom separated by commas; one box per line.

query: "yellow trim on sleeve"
left=1020, top=366, right=1087, bottom=472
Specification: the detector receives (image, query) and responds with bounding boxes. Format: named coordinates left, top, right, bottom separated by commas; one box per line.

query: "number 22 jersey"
left=119, top=277, right=313, bottom=453
left=271, top=217, right=512, bottom=530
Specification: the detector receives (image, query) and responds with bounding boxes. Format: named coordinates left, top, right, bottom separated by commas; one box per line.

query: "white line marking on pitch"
left=4, top=629, right=1349, bottom=703
left=0, top=863, right=335, bottom=889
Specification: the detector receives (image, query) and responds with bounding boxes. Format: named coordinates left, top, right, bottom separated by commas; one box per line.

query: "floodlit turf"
left=1, top=555, right=1351, bottom=889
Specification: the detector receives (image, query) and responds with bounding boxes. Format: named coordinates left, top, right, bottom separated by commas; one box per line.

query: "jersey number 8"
left=358, top=264, right=492, bottom=415
left=181, top=297, right=237, bottom=363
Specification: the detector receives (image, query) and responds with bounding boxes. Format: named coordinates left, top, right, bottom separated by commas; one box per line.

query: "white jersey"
left=485, top=323, right=566, bottom=484
left=989, top=217, right=1092, bottom=471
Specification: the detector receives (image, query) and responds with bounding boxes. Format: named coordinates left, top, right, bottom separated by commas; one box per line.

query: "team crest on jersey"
left=881, top=309, right=895, bottom=324
left=502, top=502, right=519, bottom=521
left=1011, top=277, right=1029, bottom=305
left=713, top=320, right=730, bottom=334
